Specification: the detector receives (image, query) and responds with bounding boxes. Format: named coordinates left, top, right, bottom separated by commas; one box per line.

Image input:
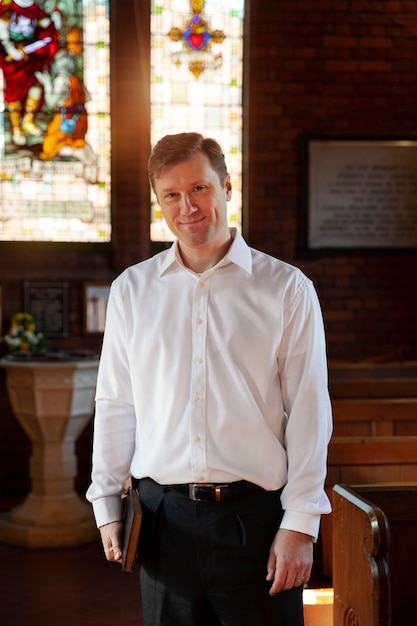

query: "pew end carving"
left=332, top=483, right=417, bottom=626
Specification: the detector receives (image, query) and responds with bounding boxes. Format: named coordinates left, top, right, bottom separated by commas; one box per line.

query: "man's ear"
left=225, top=174, right=232, bottom=200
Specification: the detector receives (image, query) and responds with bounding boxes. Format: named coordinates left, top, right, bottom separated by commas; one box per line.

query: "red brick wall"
left=245, top=0, right=417, bottom=362
left=1, top=1, right=416, bottom=495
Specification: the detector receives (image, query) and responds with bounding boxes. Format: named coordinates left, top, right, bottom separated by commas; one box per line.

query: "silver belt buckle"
left=189, top=483, right=214, bottom=501
left=189, top=483, right=228, bottom=502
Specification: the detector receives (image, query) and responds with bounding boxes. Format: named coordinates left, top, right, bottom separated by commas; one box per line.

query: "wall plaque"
left=303, top=138, right=417, bottom=250
left=24, top=282, right=69, bottom=338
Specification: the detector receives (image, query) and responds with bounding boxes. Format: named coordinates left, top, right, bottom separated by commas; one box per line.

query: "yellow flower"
left=1, top=312, right=49, bottom=354
left=10, top=312, right=36, bottom=333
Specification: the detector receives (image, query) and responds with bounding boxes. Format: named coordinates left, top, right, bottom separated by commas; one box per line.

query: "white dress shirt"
left=86, top=229, right=332, bottom=538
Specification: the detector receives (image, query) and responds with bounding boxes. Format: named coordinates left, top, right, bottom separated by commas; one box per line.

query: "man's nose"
left=180, top=194, right=198, bottom=215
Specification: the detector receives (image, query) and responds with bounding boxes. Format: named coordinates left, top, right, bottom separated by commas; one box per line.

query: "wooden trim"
left=332, top=398, right=417, bottom=421
left=328, top=436, right=417, bottom=465
left=330, top=378, right=417, bottom=398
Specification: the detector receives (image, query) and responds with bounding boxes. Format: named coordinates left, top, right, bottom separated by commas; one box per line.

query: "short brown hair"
left=148, top=132, right=228, bottom=192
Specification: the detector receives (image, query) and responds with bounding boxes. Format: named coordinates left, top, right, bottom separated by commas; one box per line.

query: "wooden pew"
left=318, top=362, right=417, bottom=611
left=327, top=435, right=417, bottom=485
left=328, top=362, right=417, bottom=484
left=320, top=435, right=417, bottom=579
left=332, top=483, right=417, bottom=626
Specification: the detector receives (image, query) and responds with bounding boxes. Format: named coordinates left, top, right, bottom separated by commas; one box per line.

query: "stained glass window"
left=0, top=0, right=110, bottom=242
left=150, top=0, right=245, bottom=241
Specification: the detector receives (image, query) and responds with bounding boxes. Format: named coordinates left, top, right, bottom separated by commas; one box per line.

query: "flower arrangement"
left=1, top=312, right=50, bottom=354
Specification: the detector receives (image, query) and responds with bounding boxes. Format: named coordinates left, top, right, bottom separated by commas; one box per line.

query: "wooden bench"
left=332, top=483, right=417, bottom=626
left=327, top=435, right=417, bottom=485
left=327, top=362, right=417, bottom=497
left=319, top=363, right=417, bottom=580
left=329, top=362, right=417, bottom=442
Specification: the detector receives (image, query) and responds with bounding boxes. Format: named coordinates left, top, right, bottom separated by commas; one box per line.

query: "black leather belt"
left=164, top=480, right=261, bottom=502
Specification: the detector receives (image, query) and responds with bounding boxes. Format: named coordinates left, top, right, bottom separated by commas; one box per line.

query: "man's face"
left=154, top=151, right=232, bottom=252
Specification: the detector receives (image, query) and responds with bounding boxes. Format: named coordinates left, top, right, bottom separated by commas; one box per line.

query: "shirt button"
left=199, top=281, right=205, bottom=288
left=195, top=357, right=203, bottom=364
left=198, top=477, right=206, bottom=483
left=196, top=318, right=203, bottom=325
left=194, top=436, right=201, bottom=444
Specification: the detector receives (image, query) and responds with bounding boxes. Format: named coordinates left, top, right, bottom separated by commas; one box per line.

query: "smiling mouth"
left=179, top=217, right=205, bottom=226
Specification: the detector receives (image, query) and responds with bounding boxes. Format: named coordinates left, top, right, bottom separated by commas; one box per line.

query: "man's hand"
left=266, top=528, right=314, bottom=595
left=99, top=520, right=124, bottom=563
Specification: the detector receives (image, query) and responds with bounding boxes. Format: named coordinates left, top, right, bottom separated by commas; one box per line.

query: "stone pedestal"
left=0, top=358, right=99, bottom=548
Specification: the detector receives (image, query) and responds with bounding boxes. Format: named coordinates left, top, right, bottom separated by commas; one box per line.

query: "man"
left=87, top=132, right=332, bottom=625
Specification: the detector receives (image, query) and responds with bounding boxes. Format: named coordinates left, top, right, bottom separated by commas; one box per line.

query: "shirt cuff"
left=91, top=496, right=124, bottom=528
left=279, top=510, right=321, bottom=542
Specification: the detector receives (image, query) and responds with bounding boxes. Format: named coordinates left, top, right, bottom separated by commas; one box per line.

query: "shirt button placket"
left=190, top=275, right=210, bottom=481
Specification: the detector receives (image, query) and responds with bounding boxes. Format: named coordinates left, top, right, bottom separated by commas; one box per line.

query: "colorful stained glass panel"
left=0, top=0, right=110, bottom=242
left=150, top=0, right=244, bottom=241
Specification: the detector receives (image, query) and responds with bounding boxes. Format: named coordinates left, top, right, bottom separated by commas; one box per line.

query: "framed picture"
left=83, top=282, right=111, bottom=334
left=24, top=281, right=69, bottom=338
left=301, top=136, right=417, bottom=252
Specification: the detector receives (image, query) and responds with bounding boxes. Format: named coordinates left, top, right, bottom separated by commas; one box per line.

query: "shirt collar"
left=223, top=228, right=253, bottom=274
left=159, top=228, right=253, bottom=277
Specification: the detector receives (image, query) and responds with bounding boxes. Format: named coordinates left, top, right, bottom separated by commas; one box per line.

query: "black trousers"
left=138, top=478, right=304, bottom=626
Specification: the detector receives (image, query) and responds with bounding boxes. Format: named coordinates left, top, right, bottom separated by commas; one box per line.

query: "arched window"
left=150, top=0, right=245, bottom=241
left=0, top=0, right=110, bottom=242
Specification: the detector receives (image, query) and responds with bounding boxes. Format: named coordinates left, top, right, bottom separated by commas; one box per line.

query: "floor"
left=0, top=539, right=144, bottom=626
left=0, top=493, right=144, bottom=626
